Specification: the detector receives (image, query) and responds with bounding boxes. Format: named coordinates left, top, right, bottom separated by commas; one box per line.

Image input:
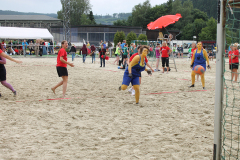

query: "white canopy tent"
left=0, top=27, right=54, bottom=41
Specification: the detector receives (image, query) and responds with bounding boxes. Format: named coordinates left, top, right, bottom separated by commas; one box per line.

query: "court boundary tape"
left=14, top=88, right=214, bottom=103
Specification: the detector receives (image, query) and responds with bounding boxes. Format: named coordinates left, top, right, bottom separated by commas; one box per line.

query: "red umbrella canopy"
left=147, top=13, right=182, bottom=30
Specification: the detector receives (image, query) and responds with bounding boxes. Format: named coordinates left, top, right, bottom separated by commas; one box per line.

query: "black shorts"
left=123, top=55, right=128, bottom=59
left=162, top=57, right=169, bottom=67
left=229, top=63, right=239, bottom=70
left=139, top=72, right=141, bottom=77
left=57, top=67, right=68, bottom=77
left=209, top=54, right=213, bottom=56
left=0, top=67, right=6, bottom=81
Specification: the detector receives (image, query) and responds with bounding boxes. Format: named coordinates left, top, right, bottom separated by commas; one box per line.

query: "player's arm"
left=60, top=56, right=74, bottom=67
left=128, top=55, right=140, bottom=74
left=0, top=51, right=22, bottom=64
left=203, top=49, right=210, bottom=66
left=146, top=62, right=154, bottom=72
left=0, top=55, right=6, bottom=64
left=191, top=50, right=196, bottom=66
left=168, top=48, right=172, bottom=55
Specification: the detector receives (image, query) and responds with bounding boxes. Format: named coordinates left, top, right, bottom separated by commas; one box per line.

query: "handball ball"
left=194, top=65, right=205, bottom=75
left=150, top=47, right=153, bottom=51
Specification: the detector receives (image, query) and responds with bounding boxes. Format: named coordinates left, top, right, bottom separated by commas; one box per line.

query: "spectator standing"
left=90, top=45, right=96, bottom=63
left=130, top=43, right=134, bottom=57
left=2, top=40, right=6, bottom=50
left=70, top=44, right=76, bottom=61
left=155, top=43, right=161, bottom=72
left=122, top=43, right=129, bottom=67
left=229, top=44, right=239, bottom=82
left=113, top=44, right=120, bottom=65
left=160, top=42, right=172, bottom=73
left=80, top=44, right=88, bottom=63
left=29, top=41, right=34, bottom=55
left=86, top=41, right=90, bottom=49
left=99, top=45, right=106, bottom=67
left=22, top=40, right=28, bottom=57
left=103, top=41, right=107, bottom=49
left=173, top=45, right=176, bottom=57
left=120, top=40, right=126, bottom=66
left=42, top=41, right=47, bottom=55
left=180, top=45, right=184, bottom=58
left=49, top=41, right=54, bottom=54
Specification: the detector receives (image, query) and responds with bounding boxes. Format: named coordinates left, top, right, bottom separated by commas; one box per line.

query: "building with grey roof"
left=0, top=15, right=62, bottom=32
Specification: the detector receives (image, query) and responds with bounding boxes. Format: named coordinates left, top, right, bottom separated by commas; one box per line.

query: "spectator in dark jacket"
left=90, top=45, right=96, bottom=63
left=80, top=44, right=88, bottom=63
left=99, top=45, right=106, bottom=67
left=70, top=44, right=77, bottom=61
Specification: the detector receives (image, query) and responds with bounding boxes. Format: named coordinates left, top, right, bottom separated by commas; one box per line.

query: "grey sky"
left=0, top=0, right=169, bottom=15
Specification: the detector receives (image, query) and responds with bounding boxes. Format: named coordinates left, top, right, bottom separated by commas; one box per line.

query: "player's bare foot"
left=51, top=88, right=56, bottom=94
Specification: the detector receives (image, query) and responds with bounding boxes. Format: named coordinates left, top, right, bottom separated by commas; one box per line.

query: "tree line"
left=113, top=0, right=217, bottom=41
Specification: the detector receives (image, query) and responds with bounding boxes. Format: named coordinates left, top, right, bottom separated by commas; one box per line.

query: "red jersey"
left=191, top=48, right=197, bottom=59
left=0, top=49, right=2, bottom=54
left=160, top=46, right=170, bottom=57
left=229, top=50, right=239, bottom=64
left=57, top=48, right=67, bottom=67
left=129, top=53, right=148, bottom=63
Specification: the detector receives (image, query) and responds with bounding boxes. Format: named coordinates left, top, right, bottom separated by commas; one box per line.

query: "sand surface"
left=0, top=56, right=217, bottom=159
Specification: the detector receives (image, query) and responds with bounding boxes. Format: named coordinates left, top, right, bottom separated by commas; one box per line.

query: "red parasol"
left=147, top=14, right=182, bottom=30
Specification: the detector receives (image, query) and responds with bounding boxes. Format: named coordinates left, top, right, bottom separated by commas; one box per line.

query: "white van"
left=170, top=40, right=197, bottom=53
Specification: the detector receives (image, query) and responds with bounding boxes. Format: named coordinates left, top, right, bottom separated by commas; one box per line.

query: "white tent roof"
left=0, top=27, right=53, bottom=40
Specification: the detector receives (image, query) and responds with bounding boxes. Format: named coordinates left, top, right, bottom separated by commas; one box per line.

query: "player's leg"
left=121, top=85, right=128, bottom=90
left=155, top=58, right=159, bottom=71
left=51, top=81, right=63, bottom=94
left=120, top=74, right=131, bottom=91
left=1, top=81, right=16, bottom=93
left=200, top=73, right=205, bottom=89
left=162, top=57, right=165, bottom=73
left=233, top=68, right=238, bottom=82
left=231, top=69, right=234, bottom=81
left=0, top=68, right=16, bottom=95
left=126, top=58, right=129, bottom=65
left=62, top=76, right=68, bottom=97
left=166, top=58, right=169, bottom=73
left=133, top=85, right=140, bottom=104
left=190, top=71, right=196, bottom=87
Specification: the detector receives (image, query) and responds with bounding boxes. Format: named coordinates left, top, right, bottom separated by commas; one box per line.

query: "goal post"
left=213, top=0, right=225, bottom=159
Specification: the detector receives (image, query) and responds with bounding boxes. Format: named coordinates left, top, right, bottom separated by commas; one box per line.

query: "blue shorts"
left=122, top=74, right=140, bottom=86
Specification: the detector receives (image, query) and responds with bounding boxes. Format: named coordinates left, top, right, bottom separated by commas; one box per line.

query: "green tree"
left=191, top=8, right=208, bottom=21
left=80, top=14, right=92, bottom=25
left=126, top=31, right=138, bottom=46
left=58, top=0, right=91, bottom=25
left=198, top=17, right=217, bottom=41
left=114, top=31, right=126, bottom=47
left=138, top=34, right=148, bottom=41
left=181, top=23, right=194, bottom=40
left=193, top=18, right=207, bottom=41
left=181, top=0, right=217, bottom=19
left=131, top=0, right=151, bottom=27
left=88, top=11, right=96, bottom=25
left=166, top=0, right=173, bottom=14
left=113, top=19, right=128, bottom=26
left=145, top=4, right=167, bottom=23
